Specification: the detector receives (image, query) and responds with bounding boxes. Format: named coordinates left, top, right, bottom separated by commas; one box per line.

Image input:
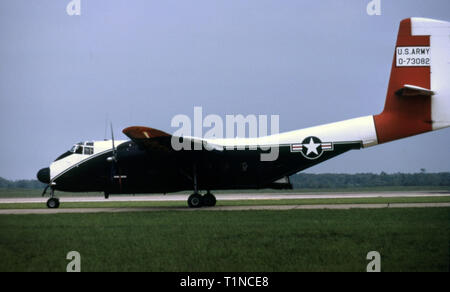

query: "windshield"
left=70, top=145, right=83, bottom=154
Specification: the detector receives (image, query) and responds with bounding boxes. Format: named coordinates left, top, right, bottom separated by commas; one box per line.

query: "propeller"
left=110, top=123, right=117, bottom=162
left=108, top=123, right=122, bottom=192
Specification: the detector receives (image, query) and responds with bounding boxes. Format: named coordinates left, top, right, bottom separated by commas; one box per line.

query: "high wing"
left=122, top=126, right=173, bottom=153
left=122, top=126, right=224, bottom=153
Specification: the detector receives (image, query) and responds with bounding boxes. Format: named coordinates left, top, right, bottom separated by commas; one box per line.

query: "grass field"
left=0, top=207, right=448, bottom=272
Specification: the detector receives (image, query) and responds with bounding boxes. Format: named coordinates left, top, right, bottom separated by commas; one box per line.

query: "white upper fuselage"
left=204, top=115, right=378, bottom=149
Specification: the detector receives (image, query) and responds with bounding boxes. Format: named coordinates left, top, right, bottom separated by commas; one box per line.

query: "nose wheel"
left=46, top=197, right=60, bottom=208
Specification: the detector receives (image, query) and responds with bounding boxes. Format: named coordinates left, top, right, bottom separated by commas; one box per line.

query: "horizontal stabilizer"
left=265, top=176, right=293, bottom=190
left=395, top=84, right=435, bottom=96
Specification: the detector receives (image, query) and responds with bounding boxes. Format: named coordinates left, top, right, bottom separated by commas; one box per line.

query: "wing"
left=122, top=126, right=174, bottom=153
left=122, top=126, right=224, bottom=153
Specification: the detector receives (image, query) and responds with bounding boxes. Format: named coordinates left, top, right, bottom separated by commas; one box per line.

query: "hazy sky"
left=1, top=0, right=449, bottom=180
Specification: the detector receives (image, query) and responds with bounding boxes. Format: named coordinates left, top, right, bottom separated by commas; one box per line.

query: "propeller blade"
left=117, top=166, right=123, bottom=192
left=110, top=161, right=116, bottom=182
left=109, top=122, right=122, bottom=193
left=110, top=123, right=117, bottom=161
left=109, top=160, right=123, bottom=193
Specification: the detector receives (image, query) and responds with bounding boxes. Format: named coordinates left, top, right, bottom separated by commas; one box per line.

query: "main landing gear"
left=187, top=191, right=217, bottom=208
left=187, top=163, right=217, bottom=208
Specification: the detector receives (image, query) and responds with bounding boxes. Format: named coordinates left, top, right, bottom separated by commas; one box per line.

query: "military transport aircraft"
left=37, top=17, right=450, bottom=208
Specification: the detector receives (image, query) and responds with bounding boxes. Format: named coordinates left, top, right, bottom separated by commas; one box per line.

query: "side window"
left=84, top=147, right=94, bottom=155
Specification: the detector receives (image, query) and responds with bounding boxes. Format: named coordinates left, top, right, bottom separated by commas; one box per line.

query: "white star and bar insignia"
left=291, top=136, right=334, bottom=160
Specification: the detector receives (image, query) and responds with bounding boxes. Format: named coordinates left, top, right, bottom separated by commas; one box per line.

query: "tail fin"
left=374, top=17, right=450, bottom=144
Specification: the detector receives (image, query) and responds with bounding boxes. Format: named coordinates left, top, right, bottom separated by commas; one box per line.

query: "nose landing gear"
left=46, top=188, right=60, bottom=209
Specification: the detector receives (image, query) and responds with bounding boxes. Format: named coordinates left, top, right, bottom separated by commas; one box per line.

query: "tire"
left=47, top=198, right=60, bottom=209
left=203, top=193, right=217, bottom=207
left=188, top=194, right=203, bottom=208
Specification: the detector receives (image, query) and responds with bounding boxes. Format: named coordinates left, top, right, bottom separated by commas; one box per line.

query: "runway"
left=0, top=191, right=449, bottom=215
left=0, top=191, right=449, bottom=204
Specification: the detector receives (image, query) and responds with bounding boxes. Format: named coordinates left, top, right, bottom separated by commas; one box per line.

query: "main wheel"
left=188, top=194, right=203, bottom=208
left=47, top=198, right=60, bottom=209
left=203, top=193, right=217, bottom=207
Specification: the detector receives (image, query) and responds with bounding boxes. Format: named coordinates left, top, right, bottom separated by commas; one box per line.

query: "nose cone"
left=37, top=167, right=50, bottom=184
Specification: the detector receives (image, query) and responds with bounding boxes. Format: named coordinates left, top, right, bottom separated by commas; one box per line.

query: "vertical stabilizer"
left=374, top=18, right=450, bottom=144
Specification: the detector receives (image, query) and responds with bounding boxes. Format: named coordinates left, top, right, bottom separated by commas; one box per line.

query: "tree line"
left=0, top=177, right=46, bottom=189
left=290, top=172, right=450, bottom=189
left=1, top=172, right=450, bottom=190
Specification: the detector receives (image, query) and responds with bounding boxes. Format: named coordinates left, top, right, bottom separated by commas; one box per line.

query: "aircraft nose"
left=37, top=167, right=50, bottom=184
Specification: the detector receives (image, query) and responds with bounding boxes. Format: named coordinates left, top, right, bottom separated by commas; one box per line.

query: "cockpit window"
left=84, top=147, right=94, bottom=155
left=69, top=143, right=94, bottom=155
left=75, top=146, right=83, bottom=154
left=70, top=145, right=76, bottom=153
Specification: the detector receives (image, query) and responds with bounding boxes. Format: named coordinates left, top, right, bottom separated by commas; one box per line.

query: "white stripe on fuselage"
left=50, top=140, right=127, bottom=182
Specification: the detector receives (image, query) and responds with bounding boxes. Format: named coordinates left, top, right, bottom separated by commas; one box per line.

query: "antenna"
left=104, top=114, right=109, bottom=141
